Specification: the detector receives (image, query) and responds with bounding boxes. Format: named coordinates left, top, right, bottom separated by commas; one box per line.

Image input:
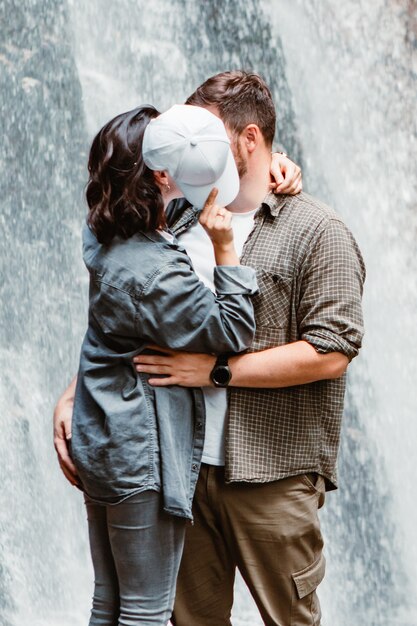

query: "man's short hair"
left=186, top=70, right=276, bottom=148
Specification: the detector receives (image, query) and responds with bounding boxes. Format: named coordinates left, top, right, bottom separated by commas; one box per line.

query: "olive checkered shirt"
left=172, top=191, right=365, bottom=489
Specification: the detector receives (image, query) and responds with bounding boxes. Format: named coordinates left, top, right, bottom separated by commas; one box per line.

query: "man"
left=55, top=72, right=364, bottom=625
left=132, top=71, right=365, bottom=626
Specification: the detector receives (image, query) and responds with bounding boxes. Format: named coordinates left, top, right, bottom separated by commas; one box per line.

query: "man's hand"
left=133, top=346, right=215, bottom=387
left=270, top=153, right=302, bottom=195
left=53, top=376, right=80, bottom=488
left=134, top=342, right=348, bottom=390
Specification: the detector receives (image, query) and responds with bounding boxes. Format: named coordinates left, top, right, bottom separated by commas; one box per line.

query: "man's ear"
left=241, top=124, right=261, bottom=153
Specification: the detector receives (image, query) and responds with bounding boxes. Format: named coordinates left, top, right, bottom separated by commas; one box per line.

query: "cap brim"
left=177, top=148, right=240, bottom=210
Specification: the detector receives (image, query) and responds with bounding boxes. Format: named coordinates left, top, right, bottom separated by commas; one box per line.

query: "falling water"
left=0, top=1, right=415, bottom=624
left=266, top=2, right=417, bottom=624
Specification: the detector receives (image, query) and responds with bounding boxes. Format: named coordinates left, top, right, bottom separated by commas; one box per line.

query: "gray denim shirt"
left=71, top=223, right=257, bottom=519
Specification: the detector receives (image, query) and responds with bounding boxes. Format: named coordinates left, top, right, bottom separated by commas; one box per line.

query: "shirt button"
left=197, top=422, right=203, bottom=430
left=192, top=464, right=198, bottom=471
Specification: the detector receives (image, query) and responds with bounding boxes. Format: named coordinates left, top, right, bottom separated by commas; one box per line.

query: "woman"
left=70, top=104, right=258, bottom=626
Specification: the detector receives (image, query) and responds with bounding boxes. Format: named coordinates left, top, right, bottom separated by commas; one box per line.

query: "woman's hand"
left=199, top=188, right=239, bottom=266
left=269, top=153, right=302, bottom=195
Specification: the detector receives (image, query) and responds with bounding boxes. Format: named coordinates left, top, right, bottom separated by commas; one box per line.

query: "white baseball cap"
left=142, top=104, right=239, bottom=209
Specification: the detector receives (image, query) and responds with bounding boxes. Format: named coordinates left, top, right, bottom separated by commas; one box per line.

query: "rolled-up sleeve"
left=213, top=266, right=259, bottom=295
left=136, top=257, right=258, bottom=355
left=297, top=218, right=365, bottom=360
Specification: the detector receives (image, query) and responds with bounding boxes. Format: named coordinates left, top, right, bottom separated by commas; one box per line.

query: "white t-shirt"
left=178, top=208, right=258, bottom=465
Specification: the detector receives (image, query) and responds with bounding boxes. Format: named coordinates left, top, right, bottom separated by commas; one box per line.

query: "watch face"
left=213, top=365, right=231, bottom=386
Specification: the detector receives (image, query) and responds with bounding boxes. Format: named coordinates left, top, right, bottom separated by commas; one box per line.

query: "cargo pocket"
left=292, top=553, right=326, bottom=599
left=291, top=553, right=326, bottom=625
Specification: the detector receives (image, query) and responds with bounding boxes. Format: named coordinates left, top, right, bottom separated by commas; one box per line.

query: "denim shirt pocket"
left=90, top=274, right=138, bottom=338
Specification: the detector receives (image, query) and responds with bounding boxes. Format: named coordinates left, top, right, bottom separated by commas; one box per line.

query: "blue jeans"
left=85, top=490, right=186, bottom=626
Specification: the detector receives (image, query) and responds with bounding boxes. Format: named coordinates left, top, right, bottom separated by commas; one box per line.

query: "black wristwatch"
left=210, top=354, right=232, bottom=388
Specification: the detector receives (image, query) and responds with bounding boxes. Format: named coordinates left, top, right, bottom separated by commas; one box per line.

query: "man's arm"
left=229, top=341, right=347, bottom=386
left=133, top=341, right=348, bottom=388
left=53, top=376, right=80, bottom=487
left=134, top=216, right=364, bottom=387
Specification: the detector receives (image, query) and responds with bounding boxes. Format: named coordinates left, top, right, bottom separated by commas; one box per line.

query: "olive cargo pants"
left=172, top=464, right=326, bottom=626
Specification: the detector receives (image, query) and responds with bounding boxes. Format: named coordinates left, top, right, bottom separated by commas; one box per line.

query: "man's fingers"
left=59, top=461, right=81, bottom=487
left=62, top=454, right=78, bottom=477
left=148, top=376, right=177, bottom=387
left=133, top=346, right=174, bottom=364
left=56, top=440, right=80, bottom=487
left=136, top=364, right=172, bottom=375
left=143, top=344, right=174, bottom=355
left=58, top=449, right=78, bottom=477
left=54, top=436, right=78, bottom=476
left=133, top=355, right=172, bottom=366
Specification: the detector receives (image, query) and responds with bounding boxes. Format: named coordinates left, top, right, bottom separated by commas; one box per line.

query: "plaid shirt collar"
left=170, top=204, right=199, bottom=236
left=170, top=192, right=291, bottom=236
left=260, top=192, right=291, bottom=217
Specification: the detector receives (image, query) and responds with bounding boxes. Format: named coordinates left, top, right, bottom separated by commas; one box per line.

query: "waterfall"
left=265, top=2, right=417, bottom=624
left=0, top=0, right=415, bottom=624
left=0, top=1, right=89, bottom=625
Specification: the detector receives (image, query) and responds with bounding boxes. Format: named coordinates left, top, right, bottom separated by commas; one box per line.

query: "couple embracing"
left=54, top=70, right=365, bottom=626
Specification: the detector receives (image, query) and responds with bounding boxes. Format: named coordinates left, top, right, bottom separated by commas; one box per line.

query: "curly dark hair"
left=86, top=105, right=165, bottom=245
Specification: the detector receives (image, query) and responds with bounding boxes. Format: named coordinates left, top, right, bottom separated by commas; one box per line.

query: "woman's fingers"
left=276, top=166, right=302, bottom=194
left=199, top=190, right=234, bottom=250
left=274, top=170, right=302, bottom=195
left=200, top=206, right=231, bottom=236
left=213, top=210, right=232, bottom=231
left=285, top=171, right=303, bottom=195
left=199, top=187, right=218, bottom=224
left=200, top=189, right=232, bottom=230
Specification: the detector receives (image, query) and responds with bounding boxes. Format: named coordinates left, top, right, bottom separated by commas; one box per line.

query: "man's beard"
left=233, top=140, right=248, bottom=179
